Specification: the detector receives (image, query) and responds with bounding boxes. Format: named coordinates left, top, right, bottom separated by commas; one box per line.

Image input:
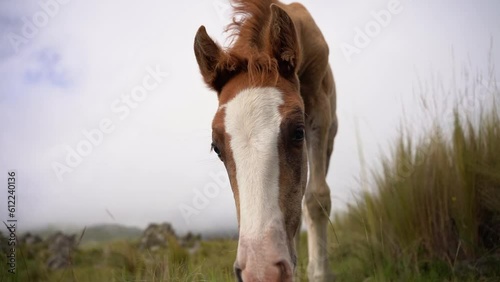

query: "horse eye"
left=211, top=143, right=222, bottom=157
left=292, top=127, right=305, bottom=142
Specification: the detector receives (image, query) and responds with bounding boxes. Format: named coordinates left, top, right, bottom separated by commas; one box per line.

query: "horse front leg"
left=303, top=105, right=336, bottom=282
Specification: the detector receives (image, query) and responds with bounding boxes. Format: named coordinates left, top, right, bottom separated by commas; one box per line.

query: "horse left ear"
left=268, top=4, right=300, bottom=78
left=194, top=26, right=238, bottom=93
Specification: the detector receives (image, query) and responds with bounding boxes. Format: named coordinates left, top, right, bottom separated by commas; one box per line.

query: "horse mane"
left=224, top=0, right=280, bottom=85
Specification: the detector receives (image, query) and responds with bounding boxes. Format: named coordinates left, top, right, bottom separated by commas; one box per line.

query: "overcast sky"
left=0, top=0, right=499, bottom=234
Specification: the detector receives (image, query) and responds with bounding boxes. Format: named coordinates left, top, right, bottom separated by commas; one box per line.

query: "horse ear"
left=194, top=26, right=236, bottom=92
left=268, top=4, right=300, bottom=77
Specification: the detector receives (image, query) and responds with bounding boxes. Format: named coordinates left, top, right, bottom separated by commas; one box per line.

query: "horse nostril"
left=234, top=265, right=243, bottom=282
left=275, top=260, right=291, bottom=279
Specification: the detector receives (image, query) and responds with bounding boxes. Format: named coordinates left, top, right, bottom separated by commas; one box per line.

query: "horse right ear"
left=268, top=5, right=300, bottom=78
left=194, top=26, right=237, bottom=93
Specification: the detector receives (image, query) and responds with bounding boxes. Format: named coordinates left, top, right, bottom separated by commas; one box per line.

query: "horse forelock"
left=219, top=0, right=281, bottom=87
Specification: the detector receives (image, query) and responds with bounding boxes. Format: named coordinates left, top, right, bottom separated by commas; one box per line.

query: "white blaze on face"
left=223, top=87, right=285, bottom=238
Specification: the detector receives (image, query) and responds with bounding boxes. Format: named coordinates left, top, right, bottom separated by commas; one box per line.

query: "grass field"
left=2, top=66, right=499, bottom=282
left=327, top=63, right=500, bottom=281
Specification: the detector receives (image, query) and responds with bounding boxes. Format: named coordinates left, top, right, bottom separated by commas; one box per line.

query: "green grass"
left=329, top=63, right=500, bottom=281
left=1, top=238, right=238, bottom=282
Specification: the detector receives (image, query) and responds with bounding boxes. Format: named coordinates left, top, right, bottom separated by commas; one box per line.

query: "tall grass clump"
left=332, top=59, right=500, bottom=281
